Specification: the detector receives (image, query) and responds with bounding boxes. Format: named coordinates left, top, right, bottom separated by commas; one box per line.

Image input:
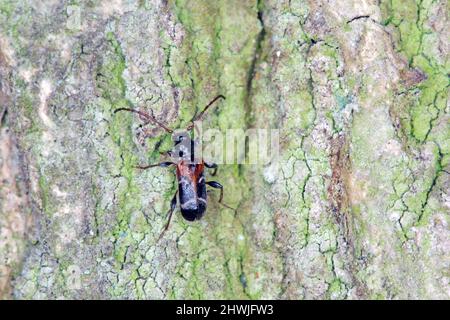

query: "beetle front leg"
left=206, top=181, right=236, bottom=211
left=136, top=161, right=174, bottom=170
left=204, top=162, right=218, bottom=176
left=158, top=190, right=178, bottom=241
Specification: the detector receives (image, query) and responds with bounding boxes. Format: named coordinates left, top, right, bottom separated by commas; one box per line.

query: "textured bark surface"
left=0, top=0, right=449, bottom=299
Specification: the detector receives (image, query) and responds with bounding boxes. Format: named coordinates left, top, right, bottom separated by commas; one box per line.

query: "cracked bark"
left=0, top=0, right=449, bottom=299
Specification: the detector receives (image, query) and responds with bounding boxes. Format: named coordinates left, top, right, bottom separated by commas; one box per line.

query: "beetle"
left=114, top=95, right=234, bottom=238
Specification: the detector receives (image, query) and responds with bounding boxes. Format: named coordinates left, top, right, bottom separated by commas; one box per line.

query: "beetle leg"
left=136, top=161, right=174, bottom=170
left=204, top=162, right=218, bottom=176
left=158, top=191, right=178, bottom=241
left=206, top=181, right=236, bottom=211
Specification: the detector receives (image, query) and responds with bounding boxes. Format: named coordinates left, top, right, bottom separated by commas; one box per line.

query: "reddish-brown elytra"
left=114, top=95, right=234, bottom=239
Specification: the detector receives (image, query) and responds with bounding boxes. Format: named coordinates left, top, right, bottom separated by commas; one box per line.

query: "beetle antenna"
left=186, top=95, right=226, bottom=130
left=114, top=107, right=173, bottom=133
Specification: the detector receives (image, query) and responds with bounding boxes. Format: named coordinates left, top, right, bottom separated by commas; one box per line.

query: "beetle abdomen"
left=179, top=191, right=207, bottom=221
left=180, top=203, right=206, bottom=221
left=178, top=169, right=207, bottom=221
left=176, top=161, right=207, bottom=221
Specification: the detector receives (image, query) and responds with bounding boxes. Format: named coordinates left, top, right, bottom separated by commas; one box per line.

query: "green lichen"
left=382, top=0, right=449, bottom=143
left=96, top=32, right=142, bottom=273
left=380, top=0, right=449, bottom=230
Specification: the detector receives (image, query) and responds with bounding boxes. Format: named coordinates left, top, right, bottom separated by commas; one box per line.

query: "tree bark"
left=0, top=0, right=448, bottom=299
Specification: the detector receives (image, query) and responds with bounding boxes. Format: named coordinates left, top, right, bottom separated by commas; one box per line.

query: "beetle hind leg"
left=158, top=190, right=178, bottom=241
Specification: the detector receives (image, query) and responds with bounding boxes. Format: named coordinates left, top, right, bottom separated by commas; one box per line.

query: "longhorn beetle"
left=115, top=95, right=235, bottom=239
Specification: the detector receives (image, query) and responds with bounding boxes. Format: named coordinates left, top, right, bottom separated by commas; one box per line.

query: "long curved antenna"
left=114, top=108, right=173, bottom=133
left=186, top=95, right=226, bottom=131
